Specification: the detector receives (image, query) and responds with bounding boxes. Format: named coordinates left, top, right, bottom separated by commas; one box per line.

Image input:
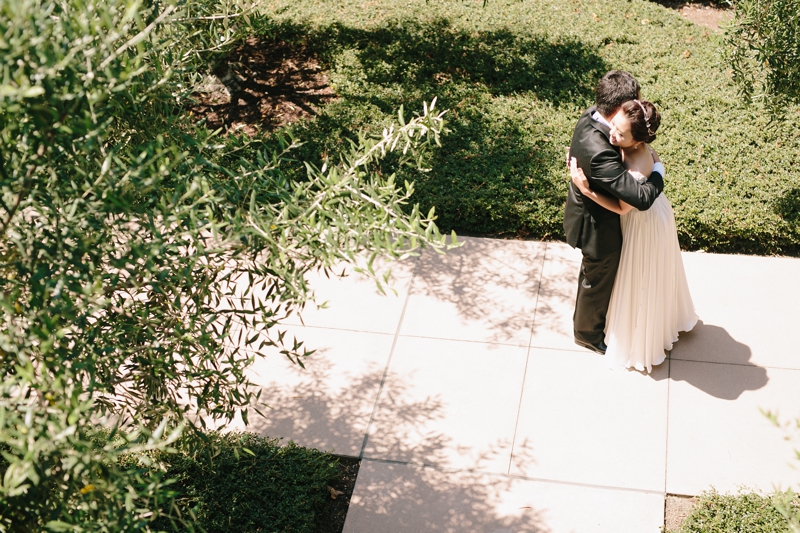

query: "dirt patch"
left=319, top=455, right=360, bottom=533
left=653, top=1, right=733, bottom=31
left=189, top=38, right=336, bottom=135
left=664, top=494, right=698, bottom=531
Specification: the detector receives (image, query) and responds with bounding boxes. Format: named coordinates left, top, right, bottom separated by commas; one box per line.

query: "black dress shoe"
left=574, top=338, right=607, bottom=355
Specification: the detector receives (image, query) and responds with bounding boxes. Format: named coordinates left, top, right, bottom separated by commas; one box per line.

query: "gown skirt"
left=604, top=193, right=699, bottom=373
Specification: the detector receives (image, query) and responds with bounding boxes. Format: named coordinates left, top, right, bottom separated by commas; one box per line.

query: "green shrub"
left=263, top=0, right=800, bottom=255
left=143, top=433, right=340, bottom=533
left=670, top=489, right=800, bottom=533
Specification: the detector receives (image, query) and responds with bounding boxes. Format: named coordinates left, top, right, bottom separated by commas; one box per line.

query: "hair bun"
left=623, top=100, right=660, bottom=144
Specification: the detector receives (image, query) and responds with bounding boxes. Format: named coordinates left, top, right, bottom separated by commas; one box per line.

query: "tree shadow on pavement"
left=345, top=459, right=550, bottom=533
left=404, top=236, right=546, bottom=346
left=526, top=243, right=582, bottom=345
left=244, top=343, right=548, bottom=532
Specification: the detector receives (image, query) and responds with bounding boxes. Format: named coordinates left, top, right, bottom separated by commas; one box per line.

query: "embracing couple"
left=564, top=70, right=698, bottom=374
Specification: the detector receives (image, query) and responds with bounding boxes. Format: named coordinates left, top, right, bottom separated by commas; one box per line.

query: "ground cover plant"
left=667, top=489, right=800, bottom=533
left=257, top=0, right=800, bottom=255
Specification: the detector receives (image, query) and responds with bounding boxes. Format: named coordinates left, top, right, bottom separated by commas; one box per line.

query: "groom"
left=564, top=70, right=664, bottom=355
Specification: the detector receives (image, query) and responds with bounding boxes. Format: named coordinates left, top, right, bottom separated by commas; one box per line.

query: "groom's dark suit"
left=564, top=106, right=664, bottom=346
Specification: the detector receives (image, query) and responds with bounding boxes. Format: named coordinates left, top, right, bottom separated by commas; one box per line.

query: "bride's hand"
left=570, top=158, right=591, bottom=194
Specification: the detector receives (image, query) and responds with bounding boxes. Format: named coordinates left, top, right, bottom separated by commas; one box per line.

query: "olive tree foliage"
left=725, top=0, right=800, bottom=110
left=0, top=0, right=451, bottom=530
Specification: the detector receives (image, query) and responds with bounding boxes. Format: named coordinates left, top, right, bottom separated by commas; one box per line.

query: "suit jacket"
left=563, top=106, right=664, bottom=260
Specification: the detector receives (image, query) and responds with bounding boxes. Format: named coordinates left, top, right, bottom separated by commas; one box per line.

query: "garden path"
left=236, top=236, right=800, bottom=532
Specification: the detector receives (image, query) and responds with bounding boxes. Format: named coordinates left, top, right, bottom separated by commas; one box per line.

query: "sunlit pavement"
left=235, top=237, right=800, bottom=533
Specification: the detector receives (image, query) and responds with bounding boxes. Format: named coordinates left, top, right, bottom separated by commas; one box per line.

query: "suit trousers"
left=573, top=249, right=621, bottom=345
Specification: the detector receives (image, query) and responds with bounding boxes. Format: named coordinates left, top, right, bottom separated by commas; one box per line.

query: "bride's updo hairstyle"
left=620, top=99, right=661, bottom=144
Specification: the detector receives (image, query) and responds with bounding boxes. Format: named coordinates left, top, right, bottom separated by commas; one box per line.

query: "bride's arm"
left=617, top=199, right=634, bottom=215
left=570, top=158, right=634, bottom=215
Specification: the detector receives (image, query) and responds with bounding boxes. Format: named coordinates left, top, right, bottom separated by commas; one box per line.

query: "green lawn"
left=253, top=0, right=800, bottom=255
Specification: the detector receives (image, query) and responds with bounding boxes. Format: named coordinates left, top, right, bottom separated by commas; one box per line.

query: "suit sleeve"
left=589, top=147, right=664, bottom=211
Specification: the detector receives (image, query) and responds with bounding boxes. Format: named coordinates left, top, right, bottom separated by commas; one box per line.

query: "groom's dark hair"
left=595, top=71, right=641, bottom=117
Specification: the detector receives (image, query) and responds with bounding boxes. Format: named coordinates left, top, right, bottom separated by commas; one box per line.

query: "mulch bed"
left=665, top=494, right=698, bottom=531
left=319, top=455, right=360, bottom=533
left=189, top=38, right=336, bottom=136
left=651, top=0, right=732, bottom=31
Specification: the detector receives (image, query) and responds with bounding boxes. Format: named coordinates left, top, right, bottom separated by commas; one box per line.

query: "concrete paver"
left=234, top=239, right=800, bottom=532
left=527, top=242, right=583, bottom=352
left=362, top=336, right=528, bottom=473
left=399, top=237, right=544, bottom=346
left=666, top=359, right=800, bottom=495
left=675, top=253, right=800, bottom=370
left=511, top=347, right=669, bottom=491
left=284, top=258, right=417, bottom=334
left=239, top=326, right=394, bottom=456
left=344, top=459, right=665, bottom=533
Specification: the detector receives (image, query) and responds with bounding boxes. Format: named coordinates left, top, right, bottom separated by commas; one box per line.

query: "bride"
left=569, top=100, right=698, bottom=373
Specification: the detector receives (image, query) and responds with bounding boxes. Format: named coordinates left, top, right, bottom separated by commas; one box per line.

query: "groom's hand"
left=570, top=157, right=591, bottom=195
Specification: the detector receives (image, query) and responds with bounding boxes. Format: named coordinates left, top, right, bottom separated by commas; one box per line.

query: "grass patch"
left=667, top=489, right=800, bottom=533
left=236, top=0, right=800, bottom=255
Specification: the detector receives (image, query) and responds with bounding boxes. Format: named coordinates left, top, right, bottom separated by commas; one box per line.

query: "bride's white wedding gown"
left=604, top=182, right=699, bottom=373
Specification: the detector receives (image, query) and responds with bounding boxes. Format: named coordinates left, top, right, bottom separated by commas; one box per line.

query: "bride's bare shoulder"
left=627, top=148, right=655, bottom=178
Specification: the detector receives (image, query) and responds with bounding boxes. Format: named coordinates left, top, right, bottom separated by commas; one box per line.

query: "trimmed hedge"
left=250, top=0, right=800, bottom=255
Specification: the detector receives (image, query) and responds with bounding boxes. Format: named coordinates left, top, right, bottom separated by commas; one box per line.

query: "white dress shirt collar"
left=592, top=111, right=612, bottom=129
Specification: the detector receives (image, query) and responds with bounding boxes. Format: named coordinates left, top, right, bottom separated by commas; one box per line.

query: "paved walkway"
left=237, top=237, right=800, bottom=532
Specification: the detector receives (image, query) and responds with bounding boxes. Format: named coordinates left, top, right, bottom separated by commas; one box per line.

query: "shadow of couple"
left=652, top=320, right=769, bottom=400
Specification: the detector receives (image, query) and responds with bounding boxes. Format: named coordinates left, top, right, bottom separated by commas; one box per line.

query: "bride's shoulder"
left=628, top=149, right=655, bottom=179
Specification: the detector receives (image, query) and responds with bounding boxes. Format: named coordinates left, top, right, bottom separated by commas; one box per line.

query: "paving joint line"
left=664, top=354, right=673, bottom=520
left=359, top=456, right=666, bottom=496
left=358, top=257, right=418, bottom=459
left=528, top=344, right=604, bottom=355
left=395, top=333, right=528, bottom=348
left=668, top=357, right=800, bottom=372
left=274, top=323, right=396, bottom=336
left=268, top=322, right=605, bottom=357
left=506, top=242, right=548, bottom=475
